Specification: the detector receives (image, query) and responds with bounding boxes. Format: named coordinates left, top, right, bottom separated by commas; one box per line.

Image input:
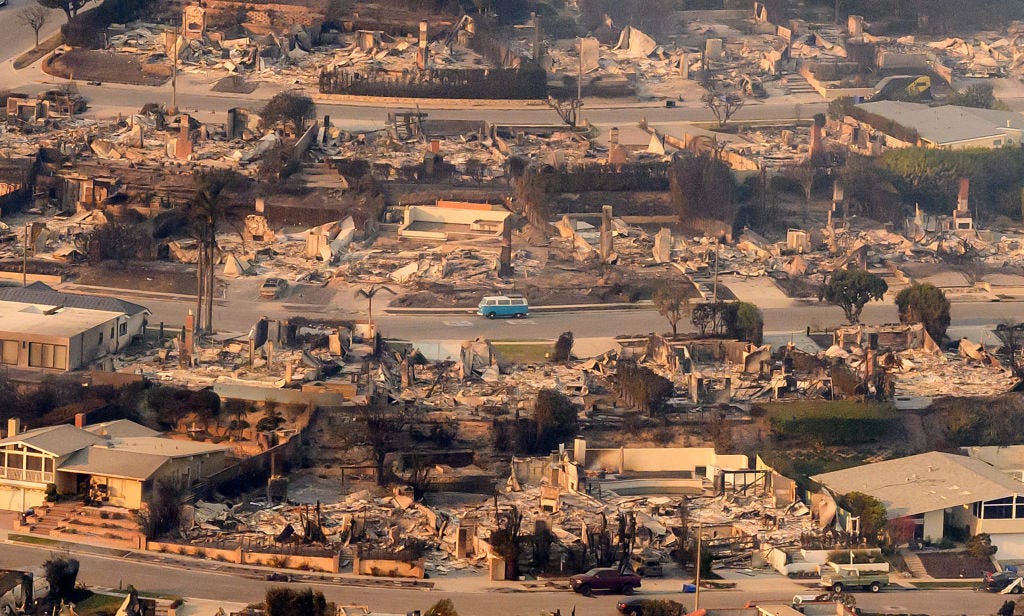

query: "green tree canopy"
left=823, top=268, right=888, bottom=324
left=652, top=282, right=691, bottom=338
left=735, top=302, right=764, bottom=345
left=669, top=153, right=737, bottom=228
left=425, top=599, right=460, bottom=616
left=895, top=282, right=951, bottom=342
left=842, top=491, right=887, bottom=544
left=948, top=84, right=997, bottom=109
left=533, top=389, right=578, bottom=451
left=260, top=91, right=316, bottom=136
left=43, top=555, right=79, bottom=603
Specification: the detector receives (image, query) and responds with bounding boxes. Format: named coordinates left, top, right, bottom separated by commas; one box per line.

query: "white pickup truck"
left=820, top=567, right=890, bottom=593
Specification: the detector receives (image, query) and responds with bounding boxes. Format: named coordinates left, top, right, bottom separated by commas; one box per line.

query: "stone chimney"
left=7, top=418, right=20, bottom=438
left=809, top=123, right=823, bottom=160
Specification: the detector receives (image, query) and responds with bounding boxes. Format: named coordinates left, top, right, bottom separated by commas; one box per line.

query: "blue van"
left=478, top=295, right=529, bottom=319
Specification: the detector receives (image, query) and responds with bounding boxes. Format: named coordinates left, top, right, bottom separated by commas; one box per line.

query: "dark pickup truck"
left=569, top=568, right=642, bottom=595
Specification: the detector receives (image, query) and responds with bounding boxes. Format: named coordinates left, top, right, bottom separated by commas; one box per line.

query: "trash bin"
left=682, top=584, right=696, bottom=593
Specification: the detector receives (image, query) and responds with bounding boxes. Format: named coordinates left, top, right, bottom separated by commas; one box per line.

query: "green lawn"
left=7, top=534, right=58, bottom=546
left=910, top=580, right=981, bottom=589
left=492, top=342, right=554, bottom=365
left=72, top=592, right=125, bottom=616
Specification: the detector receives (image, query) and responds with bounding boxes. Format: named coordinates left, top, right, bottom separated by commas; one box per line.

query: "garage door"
left=991, top=533, right=1024, bottom=560
left=0, top=487, right=23, bottom=511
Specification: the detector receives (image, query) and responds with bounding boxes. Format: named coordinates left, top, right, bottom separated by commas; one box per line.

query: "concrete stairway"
left=29, top=501, right=80, bottom=534
left=785, top=74, right=819, bottom=95
left=902, top=551, right=929, bottom=578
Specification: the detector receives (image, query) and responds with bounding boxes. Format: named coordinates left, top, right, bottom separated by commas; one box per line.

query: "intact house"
left=0, top=417, right=229, bottom=512
left=813, top=451, right=1024, bottom=559
left=844, top=101, right=1024, bottom=152
left=0, top=282, right=148, bottom=371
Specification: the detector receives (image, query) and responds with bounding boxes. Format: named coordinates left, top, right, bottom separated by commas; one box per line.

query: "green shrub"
left=639, top=599, right=687, bottom=616
left=761, top=401, right=897, bottom=445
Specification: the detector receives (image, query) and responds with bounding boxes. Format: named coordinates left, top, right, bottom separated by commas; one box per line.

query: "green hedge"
left=760, top=401, right=898, bottom=446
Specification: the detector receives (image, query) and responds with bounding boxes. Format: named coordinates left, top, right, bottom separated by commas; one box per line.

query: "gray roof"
left=0, top=282, right=148, bottom=316
left=855, top=101, right=1024, bottom=145
left=83, top=419, right=160, bottom=438
left=59, top=446, right=168, bottom=481
left=813, top=451, right=1024, bottom=518
left=0, top=424, right=104, bottom=457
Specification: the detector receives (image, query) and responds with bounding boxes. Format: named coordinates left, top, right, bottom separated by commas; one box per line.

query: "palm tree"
left=355, top=284, right=395, bottom=330
left=189, top=171, right=234, bottom=332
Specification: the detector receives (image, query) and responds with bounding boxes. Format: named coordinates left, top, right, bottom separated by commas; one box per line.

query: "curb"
left=383, top=301, right=654, bottom=315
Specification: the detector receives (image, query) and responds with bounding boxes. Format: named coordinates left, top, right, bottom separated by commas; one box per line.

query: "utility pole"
left=22, top=224, right=28, bottom=287
left=171, top=24, right=178, bottom=112
left=577, top=37, right=583, bottom=105
left=694, top=522, right=702, bottom=612
left=712, top=240, right=720, bottom=303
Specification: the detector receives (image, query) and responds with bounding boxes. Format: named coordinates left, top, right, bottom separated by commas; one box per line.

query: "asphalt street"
left=0, top=542, right=1011, bottom=616
left=123, top=286, right=1019, bottom=342
left=0, top=0, right=64, bottom=64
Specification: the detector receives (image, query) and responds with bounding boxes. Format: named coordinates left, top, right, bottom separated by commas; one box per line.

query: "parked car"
left=630, top=554, right=664, bottom=578
left=0, top=0, right=8, bottom=8
left=477, top=294, right=528, bottom=319
left=981, top=570, right=1022, bottom=593
left=260, top=277, right=288, bottom=299
left=569, top=568, right=641, bottom=595
left=616, top=598, right=685, bottom=616
left=819, top=568, right=889, bottom=593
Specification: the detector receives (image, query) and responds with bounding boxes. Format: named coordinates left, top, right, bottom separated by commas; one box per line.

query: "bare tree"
left=19, top=5, right=49, bottom=48
left=701, top=89, right=745, bottom=129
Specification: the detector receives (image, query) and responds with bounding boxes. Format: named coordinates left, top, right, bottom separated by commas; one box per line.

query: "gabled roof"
left=83, top=419, right=160, bottom=438
left=59, top=436, right=228, bottom=480
left=0, top=424, right=104, bottom=457
left=855, top=101, right=1024, bottom=146
left=812, top=451, right=1024, bottom=518
left=0, top=282, right=147, bottom=316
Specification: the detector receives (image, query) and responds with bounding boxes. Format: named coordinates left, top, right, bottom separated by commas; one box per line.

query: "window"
left=119, top=322, right=128, bottom=336
left=983, top=496, right=1015, bottom=519
left=28, top=343, right=67, bottom=370
left=0, top=340, right=17, bottom=365
left=498, top=300, right=511, bottom=306
left=99, top=331, right=103, bottom=343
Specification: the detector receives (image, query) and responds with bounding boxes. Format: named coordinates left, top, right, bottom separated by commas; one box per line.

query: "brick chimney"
left=7, top=417, right=20, bottom=438
left=74, top=412, right=87, bottom=429
left=957, top=177, right=970, bottom=213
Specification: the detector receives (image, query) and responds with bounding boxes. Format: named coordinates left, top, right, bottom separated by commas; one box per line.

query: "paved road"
left=10, top=75, right=824, bottom=130
left=0, top=542, right=1011, bottom=616
left=0, top=0, right=64, bottom=64
left=124, top=285, right=1017, bottom=343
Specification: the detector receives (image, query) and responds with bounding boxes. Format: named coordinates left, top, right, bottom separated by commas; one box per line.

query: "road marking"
left=443, top=320, right=473, bottom=327
left=505, top=320, right=536, bottom=325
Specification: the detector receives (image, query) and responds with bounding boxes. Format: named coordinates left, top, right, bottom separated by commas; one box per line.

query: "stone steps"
left=902, top=551, right=929, bottom=578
